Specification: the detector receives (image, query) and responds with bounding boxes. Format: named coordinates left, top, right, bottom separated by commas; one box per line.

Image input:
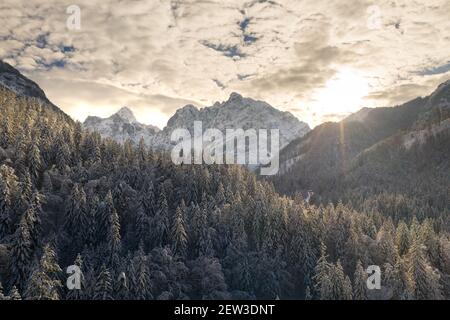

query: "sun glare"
left=310, top=69, right=370, bottom=124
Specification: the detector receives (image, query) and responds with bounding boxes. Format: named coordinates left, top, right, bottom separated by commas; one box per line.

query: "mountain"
left=0, top=61, right=48, bottom=102
left=271, top=80, right=450, bottom=216
left=0, top=61, right=73, bottom=123
left=83, top=92, right=310, bottom=151
left=1, top=60, right=449, bottom=300
left=83, top=107, right=160, bottom=145
left=154, top=92, right=310, bottom=149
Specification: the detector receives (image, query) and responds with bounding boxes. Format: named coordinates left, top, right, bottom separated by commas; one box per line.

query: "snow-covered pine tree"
left=132, top=246, right=153, bottom=300
left=407, top=238, right=443, bottom=300
left=25, top=244, right=62, bottom=300
left=0, top=282, right=5, bottom=300
left=104, top=191, right=121, bottom=267
left=313, top=243, right=333, bottom=300
left=0, top=175, right=12, bottom=239
left=9, top=286, right=22, bottom=300
left=171, top=203, right=188, bottom=257
left=396, top=221, right=410, bottom=256
left=93, top=265, right=113, bottom=300
left=353, top=260, right=367, bottom=300
left=9, top=216, right=34, bottom=291
left=0, top=116, right=12, bottom=149
left=153, top=190, right=169, bottom=247
left=26, top=138, right=42, bottom=183
left=331, top=260, right=352, bottom=300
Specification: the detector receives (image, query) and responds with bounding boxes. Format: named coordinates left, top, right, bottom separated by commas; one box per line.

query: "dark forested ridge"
left=271, top=81, right=450, bottom=223
left=0, top=68, right=449, bottom=300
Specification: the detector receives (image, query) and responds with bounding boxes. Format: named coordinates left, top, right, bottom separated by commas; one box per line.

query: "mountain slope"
left=83, top=107, right=160, bottom=145
left=84, top=92, right=310, bottom=151
left=271, top=81, right=450, bottom=218
left=0, top=61, right=73, bottom=124
left=1, top=60, right=449, bottom=301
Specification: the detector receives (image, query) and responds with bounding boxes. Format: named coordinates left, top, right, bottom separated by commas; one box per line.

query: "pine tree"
left=0, top=282, right=5, bottom=300
left=190, top=203, right=209, bottom=257
left=330, top=260, right=352, bottom=300
left=384, top=260, right=408, bottom=300
left=135, top=194, right=151, bottom=249
left=9, top=217, right=34, bottom=291
left=104, top=191, right=121, bottom=267
left=25, top=244, right=62, bottom=300
left=114, top=271, right=129, bottom=300
left=86, top=195, right=99, bottom=246
left=313, top=243, right=333, bottom=300
left=0, top=176, right=12, bottom=239
left=215, top=183, right=226, bottom=207
left=64, top=184, right=81, bottom=233
left=199, top=225, right=214, bottom=257
left=407, top=238, right=443, bottom=300
left=304, top=286, right=312, bottom=300
left=64, top=185, right=90, bottom=251
left=26, top=192, right=43, bottom=250
left=353, top=260, right=367, bottom=300
left=171, top=203, right=188, bottom=256
left=93, top=265, right=113, bottom=300
left=9, top=286, right=22, bottom=300
left=0, top=117, right=12, bottom=149
left=396, top=221, right=410, bottom=256
left=132, top=246, right=153, bottom=300
left=20, top=171, right=33, bottom=207
left=55, top=137, right=70, bottom=173
left=153, top=190, right=169, bottom=247
left=27, top=139, right=42, bottom=183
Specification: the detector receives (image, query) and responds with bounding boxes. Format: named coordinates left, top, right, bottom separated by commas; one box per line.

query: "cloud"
left=0, top=0, right=449, bottom=128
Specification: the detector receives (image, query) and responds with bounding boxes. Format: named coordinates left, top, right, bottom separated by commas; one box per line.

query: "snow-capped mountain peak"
left=114, top=106, right=137, bottom=123
left=83, top=106, right=160, bottom=145
left=83, top=92, right=311, bottom=155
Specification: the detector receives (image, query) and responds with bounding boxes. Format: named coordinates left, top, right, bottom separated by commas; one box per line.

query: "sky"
left=1, top=0, right=450, bottom=129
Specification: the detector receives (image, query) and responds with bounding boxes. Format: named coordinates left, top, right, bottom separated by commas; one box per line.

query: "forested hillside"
left=271, top=82, right=450, bottom=225
left=0, top=83, right=449, bottom=300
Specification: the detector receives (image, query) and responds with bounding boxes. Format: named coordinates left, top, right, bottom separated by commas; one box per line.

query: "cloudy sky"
left=1, top=0, right=450, bottom=128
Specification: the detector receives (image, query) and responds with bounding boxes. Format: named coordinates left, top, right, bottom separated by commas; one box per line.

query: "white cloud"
left=1, top=0, right=449, bottom=128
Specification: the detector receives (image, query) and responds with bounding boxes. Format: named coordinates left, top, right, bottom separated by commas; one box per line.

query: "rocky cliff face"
left=84, top=93, right=310, bottom=152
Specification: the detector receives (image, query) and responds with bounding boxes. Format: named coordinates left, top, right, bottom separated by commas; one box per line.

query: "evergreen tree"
left=304, top=286, right=312, bottom=300
left=171, top=203, right=188, bottom=256
left=114, top=271, right=129, bottom=300
left=0, top=282, right=5, bottom=300
left=27, top=192, right=44, bottom=250
left=407, top=239, right=443, bottom=300
left=20, top=171, right=33, bottom=207
left=153, top=190, right=169, bottom=247
left=0, top=176, right=12, bottom=239
left=313, top=243, right=333, bottom=300
left=27, top=139, right=42, bottom=183
left=9, top=286, right=22, bottom=300
left=132, top=246, right=153, bottom=300
left=0, top=116, right=12, bottom=149
left=330, top=261, right=352, bottom=300
left=25, top=244, right=62, bottom=300
left=93, top=265, right=113, bottom=300
left=396, top=221, right=410, bottom=256
left=104, top=191, right=121, bottom=267
left=9, top=217, right=34, bottom=291
left=353, top=260, right=367, bottom=300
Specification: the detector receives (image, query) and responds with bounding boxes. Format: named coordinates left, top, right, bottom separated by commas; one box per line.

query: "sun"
left=310, top=69, right=370, bottom=124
